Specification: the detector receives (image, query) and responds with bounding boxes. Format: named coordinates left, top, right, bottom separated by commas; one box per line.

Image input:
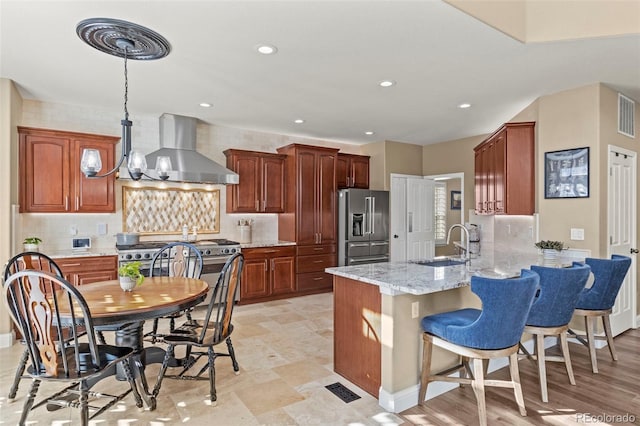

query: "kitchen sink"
left=412, top=258, right=466, bottom=267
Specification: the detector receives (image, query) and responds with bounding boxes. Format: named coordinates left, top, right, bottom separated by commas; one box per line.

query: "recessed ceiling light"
left=199, top=102, right=212, bottom=108
left=379, top=80, right=396, bottom=88
left=458, top=103, right=472, bottom=109
left=365, top=131, right=375, bottom=135
left=294, top=119, right=305, bottom=124
left=256, top=44, right=278, bottom=55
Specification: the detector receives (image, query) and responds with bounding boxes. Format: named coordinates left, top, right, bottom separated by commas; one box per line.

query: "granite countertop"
left=50, top=249, right=118, bottom=258
left=325, top=250, right=583, bottom=296
left=240, top=240, right=296, bottom=249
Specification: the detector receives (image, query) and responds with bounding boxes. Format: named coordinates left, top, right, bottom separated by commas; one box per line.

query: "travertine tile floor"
left=0, top=293, right=406, bottom=425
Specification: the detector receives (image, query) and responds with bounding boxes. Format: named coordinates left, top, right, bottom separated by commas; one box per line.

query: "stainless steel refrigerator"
left=338, top=188, right=390, bottom=266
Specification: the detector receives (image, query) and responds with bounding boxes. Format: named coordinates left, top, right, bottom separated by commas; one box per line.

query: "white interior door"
left=406, top=177, right=435, bottom=261
left=608, top=146, right=637, bottom=335
left=390, top=175, right=436, bottom=262
left=390, top=175, right=407, bottom=262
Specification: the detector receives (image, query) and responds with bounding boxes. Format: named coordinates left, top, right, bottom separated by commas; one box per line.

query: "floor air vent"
left=325, top=382, right=361, bottom=403
left=618, top=93, right=635, bottom=138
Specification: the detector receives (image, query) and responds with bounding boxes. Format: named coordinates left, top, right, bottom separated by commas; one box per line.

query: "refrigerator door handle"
left=371, top=196, right=375, bottom=235
left=364, top=196, right=372, bottom=234
left=371, top=242, right=389, bottom=246
left=349, top=242, right=370, bottom=247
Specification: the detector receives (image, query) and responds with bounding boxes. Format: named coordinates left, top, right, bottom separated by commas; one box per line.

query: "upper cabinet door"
left=336, top=153, right=370, bottom=189
left=227, top=153, right=261, bottom=212
left=19, top=127, right=117, bottom=213
left=20, top=134, right=71, bottom=212
left=73, top=138, right=116, bottom=212
left=224, top=149, right=286, bottom=213
left=262, top=156, right=285, bottom=212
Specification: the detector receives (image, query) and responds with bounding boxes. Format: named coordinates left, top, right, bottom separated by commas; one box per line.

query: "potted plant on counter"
left=118, top=261, right=144, bottom=292
left=23, top=237, right=42, bottom=252
left=535, top=240, right=566, bottom=262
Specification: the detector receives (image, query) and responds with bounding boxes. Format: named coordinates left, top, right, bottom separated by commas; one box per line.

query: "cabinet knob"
left=393, top=234, right=399, bottom=239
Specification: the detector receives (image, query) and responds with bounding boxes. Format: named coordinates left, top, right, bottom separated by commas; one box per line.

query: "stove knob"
left=134, top=254, right=142, bottom=260
left=125, top=254, right=133, bottom=260
left=230, top=248, right=237, bottom=253
left=222, top=248, right=229, bottom=254
left=144, top=253, right=151, bottom=259
left=205, top=249, right=211, bottom=255
left=162, top=252, right=169, bottom=258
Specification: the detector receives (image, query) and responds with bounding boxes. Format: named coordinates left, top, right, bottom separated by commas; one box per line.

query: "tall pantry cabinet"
left=277, top=144, right=339, bottom=294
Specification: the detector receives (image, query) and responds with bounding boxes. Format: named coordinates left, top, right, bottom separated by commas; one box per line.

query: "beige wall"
left=0, top=79, right=23, bottom=339
left=361, top=141, right=386, bottom=191
left=384, top=141, right=424, bottom=189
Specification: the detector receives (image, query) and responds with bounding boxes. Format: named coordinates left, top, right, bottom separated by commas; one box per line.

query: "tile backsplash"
left=468, top=210, right=538, bottom=256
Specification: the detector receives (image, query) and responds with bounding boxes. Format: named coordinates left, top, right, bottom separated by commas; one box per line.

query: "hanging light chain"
left=123, top=46, right=129, bottom=120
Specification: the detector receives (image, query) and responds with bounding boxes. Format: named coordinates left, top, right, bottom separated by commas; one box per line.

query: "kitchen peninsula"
left=326, top=251, right=581, bottom=413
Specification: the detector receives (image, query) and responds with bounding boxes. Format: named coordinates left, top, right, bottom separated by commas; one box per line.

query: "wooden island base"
left=333, top=276, right=381, bottom=397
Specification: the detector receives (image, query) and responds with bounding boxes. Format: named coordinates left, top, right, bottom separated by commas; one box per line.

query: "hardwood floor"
left=400, top=328, right=640, bottom=425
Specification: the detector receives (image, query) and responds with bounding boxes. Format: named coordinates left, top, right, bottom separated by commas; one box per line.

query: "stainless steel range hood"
left=144, top=113, right=239, bottom=184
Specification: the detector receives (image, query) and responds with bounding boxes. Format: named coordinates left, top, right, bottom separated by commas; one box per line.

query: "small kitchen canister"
left=237, top=218, right=253, bottom=243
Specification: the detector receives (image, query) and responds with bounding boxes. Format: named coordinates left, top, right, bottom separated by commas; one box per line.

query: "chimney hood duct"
left=144, top=113, right=239, bottom=184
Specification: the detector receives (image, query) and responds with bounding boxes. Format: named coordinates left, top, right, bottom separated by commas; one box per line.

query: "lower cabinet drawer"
left=297, top=271, right=333, bottom=292
left=296, top=254, right=336, bottom=273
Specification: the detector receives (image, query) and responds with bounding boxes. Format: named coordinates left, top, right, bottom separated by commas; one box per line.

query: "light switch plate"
left=570, top=228, right=585, bottom=241
left=97, top=223, right=108, bottom=235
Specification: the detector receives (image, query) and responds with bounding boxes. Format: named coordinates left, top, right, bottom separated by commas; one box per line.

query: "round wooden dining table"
left=58, top=276, right=209, bottom=410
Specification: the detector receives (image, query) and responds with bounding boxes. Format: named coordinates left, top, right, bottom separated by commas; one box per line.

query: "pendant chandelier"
left=76, top=18, right=172, bottom=180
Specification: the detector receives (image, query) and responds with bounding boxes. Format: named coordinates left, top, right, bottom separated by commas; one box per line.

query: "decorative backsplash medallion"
left=123, top=186, right=220, bottom=235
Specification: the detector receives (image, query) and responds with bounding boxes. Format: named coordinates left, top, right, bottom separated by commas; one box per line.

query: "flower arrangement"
left=118, top=261, right=144, bottom=287
left=23, top=236, right=42, bottom=245
left=535, top=240, right=566, bottom=251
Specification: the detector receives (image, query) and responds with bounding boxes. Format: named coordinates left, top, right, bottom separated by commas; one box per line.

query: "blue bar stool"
left=522, top=262, right=591, bottom=402
left=418, top=269, right=539, bottom=426
left=569, top=255, right=632, bottom=373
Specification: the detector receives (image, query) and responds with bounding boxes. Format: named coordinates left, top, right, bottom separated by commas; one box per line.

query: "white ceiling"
left=1, top=1, right=639, bottom=146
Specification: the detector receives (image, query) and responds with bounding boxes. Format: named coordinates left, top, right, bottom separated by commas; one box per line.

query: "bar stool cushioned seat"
left=522, top=262, right=591, bottom=402
left=569, top=254, right=632, bottom=373
left=419, top=269, right=539, bottom=426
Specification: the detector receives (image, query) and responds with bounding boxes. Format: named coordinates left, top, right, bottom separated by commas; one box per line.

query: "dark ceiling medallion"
left=76, top=17, right=171, bottom=60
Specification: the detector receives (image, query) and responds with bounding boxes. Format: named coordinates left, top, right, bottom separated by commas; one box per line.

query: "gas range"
left=116, top=239, right=241, bottom=262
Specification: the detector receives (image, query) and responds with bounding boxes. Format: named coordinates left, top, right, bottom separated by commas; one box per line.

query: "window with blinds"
left=434, top=182, right=447, bottom=244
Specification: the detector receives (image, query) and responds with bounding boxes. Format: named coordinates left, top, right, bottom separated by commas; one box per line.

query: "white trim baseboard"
left=377, top=337, right=552, bottom=413
left=0, top=331, right=15, bottom=348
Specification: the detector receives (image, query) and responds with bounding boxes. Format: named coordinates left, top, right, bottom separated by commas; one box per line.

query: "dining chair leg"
left=153, top=345, right=175, bottom=398
left=418, top=334, right=433, bottom=405
left=471, top=358, right=487, bottom=426
left=8, top=348, right=28, bottom=399
left=226, top=337, right=240, bottom=373
left=20, top=379, right=40, bottom=425
left=79, top=381, right=89, bottom=426
left=535, top=333, right=548, bottom=402
left=509, top=352, right=527, bottom=417
left=602, top=314, right=618, bottom=361
left=559, top=331, right=576, bottom=385
left=207, top=346, right=217, bottom=404
left=585, top=316, right=598, bottom=373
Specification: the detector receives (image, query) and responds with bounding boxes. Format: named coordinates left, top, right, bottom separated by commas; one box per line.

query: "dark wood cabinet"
left=277, top=144, right=339, bottom=294
left=55, top=255, right=118, bottom=286
left=474, top=122, right=535, bottom=215
left=19, top=127, right=118, bottom=213
left=239, top=246, right=296, bottom=304
left=224, top=149, right=286, bottom=213
left=337, top=153, right=370, bottom=189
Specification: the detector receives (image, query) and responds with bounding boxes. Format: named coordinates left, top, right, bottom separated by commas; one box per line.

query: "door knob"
left=631, top=248, right=639, bottom=254
left=393, top=234, right=399, bottom=238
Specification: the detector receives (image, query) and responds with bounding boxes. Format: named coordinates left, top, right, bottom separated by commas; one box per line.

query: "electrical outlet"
left=97, top=223, right=108, bottom=235
left=70, top=225, right=78, bottom=236
left=411, top=301, right=419, bottom=319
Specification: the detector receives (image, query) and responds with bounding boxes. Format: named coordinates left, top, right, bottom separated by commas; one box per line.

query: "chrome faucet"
left=447, top=224, right=470, bottom=265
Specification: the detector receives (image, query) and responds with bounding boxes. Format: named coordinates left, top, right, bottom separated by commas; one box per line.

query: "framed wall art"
left=544, top=147, right=589, bottom=199
left=450, top=190, right=462, bottom=210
